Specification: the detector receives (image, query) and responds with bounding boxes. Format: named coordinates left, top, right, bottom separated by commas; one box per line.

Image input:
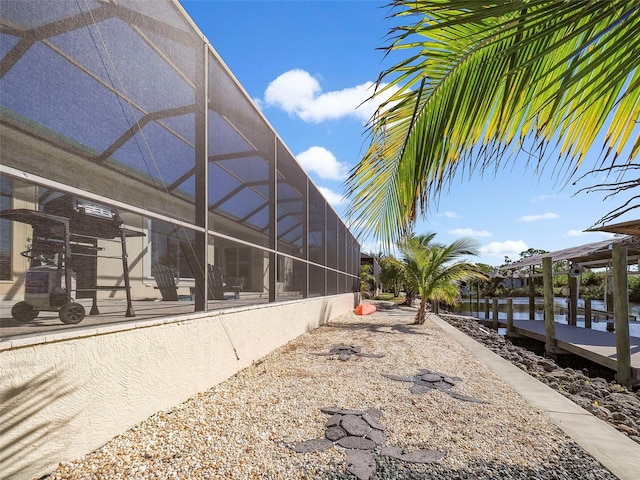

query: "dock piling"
left=528, top=274, right=535, bottom=320
left=543, top=257, right=556, bottom=354
left=569, top=275, right=578, bottom=326
left=612, top=245, right=631, bottom=387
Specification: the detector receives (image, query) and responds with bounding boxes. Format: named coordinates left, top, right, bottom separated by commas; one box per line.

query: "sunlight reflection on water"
left=455, top=296, right=640, bottom=337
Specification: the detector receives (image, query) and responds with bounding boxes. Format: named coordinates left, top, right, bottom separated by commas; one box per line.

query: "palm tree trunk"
left=414, top=297, right=428, bottom=324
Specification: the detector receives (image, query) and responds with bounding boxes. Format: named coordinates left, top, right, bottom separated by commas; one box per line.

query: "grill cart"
left=1, top=196, right=144, bottom=325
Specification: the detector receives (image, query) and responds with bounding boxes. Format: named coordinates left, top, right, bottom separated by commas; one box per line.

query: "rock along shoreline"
left=439, top=312, right=640, bottom=444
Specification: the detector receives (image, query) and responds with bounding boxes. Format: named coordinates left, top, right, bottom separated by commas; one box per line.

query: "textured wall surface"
left=0, top=294, right=357, bottom=480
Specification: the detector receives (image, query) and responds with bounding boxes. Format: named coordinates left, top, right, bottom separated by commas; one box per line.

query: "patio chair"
left=207, top=265, right=244, bottom=300
left=207, top=264, right=225, bottom=300
left=151, top=264, right=179, bottom=301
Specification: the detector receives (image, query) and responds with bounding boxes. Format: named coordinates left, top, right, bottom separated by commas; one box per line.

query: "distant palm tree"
left=399, top=233, right=487, bottom=324
left=346, top=0, right=640, bottom=246
left=379, top=255, right=405, bottom=298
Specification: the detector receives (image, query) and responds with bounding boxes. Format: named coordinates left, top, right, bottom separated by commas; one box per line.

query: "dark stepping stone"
left=346, top=449, right=377, bottom=480
left=311, top=352, right=335, bottom=356
left=351, top=346, right=362, bottom=353
left=338, top=353, right=352, bottom=361
left=381, top=374, right=419, bottom=383
left=364, top=408, right=383, bottom=419
left=326, top=413, right=342, bottom=427
left=325, top=425, right=348, bottom=441
left=443, top=376, right=462, bottom=385
left=321, top=406, right=343, bottom=415
left=355, top=353, right=385, bottom=358
left=409, top=384, right=436, bottom=394
left=381, top=446, right=445, bottom=463
left=329, top=348, right=341, bottom=354
left=432, top=380, right=454, bottom=390
left=413, top=380, right=438, bottom=388
left=339, top=409, right=366, bottom=416
left=362, top=414, right=385, bottom=431
left=365, top=428, right=386, bottom=445
left=291, top=438, right=333, bottom=453
left=444, top=390, right=488, bottom=404
left=336, top=436, right=376, bottom=450
left=341, top=415, right=370, bottom=436
left=420, top=373, right=443, bottom=383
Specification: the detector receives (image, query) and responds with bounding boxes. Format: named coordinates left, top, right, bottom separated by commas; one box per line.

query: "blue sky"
left=181, top=0, right=638, bottom=266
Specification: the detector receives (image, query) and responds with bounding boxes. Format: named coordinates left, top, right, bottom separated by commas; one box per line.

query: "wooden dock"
left=478, top=318, right=640, bottom=384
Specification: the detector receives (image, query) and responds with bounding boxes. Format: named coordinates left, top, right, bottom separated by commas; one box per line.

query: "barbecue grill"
left=43, top=195, right=124, bottom=239
left=1, top=195, right=144, bottom=325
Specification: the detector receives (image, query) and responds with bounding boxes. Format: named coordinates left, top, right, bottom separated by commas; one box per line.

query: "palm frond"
left=346, top=0, right=640, bottom=245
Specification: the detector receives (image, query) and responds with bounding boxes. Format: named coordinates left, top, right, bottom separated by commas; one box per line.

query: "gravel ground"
left=46, top=306, right=616, bottom=479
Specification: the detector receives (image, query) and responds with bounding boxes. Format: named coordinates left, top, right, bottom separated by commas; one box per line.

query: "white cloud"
left=530, top=194, right=564, bottom=202
left=565, top=229, right=616, bottom=238
left=519, top=212, right=559, bottom=222
left=480, top=240, right=528, bottom=258
left=448, top=228, right=492, bottom=237
left=443, top=211, right=459, bottom=218
left=263, top=68, right=397, bottom=124
left=296, top=146, right=349, bottom=180
left=317, top=186, right=345, bottom=206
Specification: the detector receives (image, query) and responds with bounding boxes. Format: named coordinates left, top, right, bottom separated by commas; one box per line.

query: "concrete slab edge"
left=428, top=313, right=640, bottom=480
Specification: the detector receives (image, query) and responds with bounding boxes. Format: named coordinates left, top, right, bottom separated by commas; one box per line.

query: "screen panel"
left=309, top=264, right=325, bottom=298
left=0, top=1, right=202, bottom=223
left=207, top=54, right=274, bottom=246
left=276, top=254, right=305, bottom=301
left=308, top=185, right=325, bottom=265
left=277, top=140, right=306, bottom=258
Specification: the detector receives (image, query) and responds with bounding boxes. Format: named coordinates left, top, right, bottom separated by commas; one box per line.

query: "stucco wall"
left=0, top=294, right=357, bottom=480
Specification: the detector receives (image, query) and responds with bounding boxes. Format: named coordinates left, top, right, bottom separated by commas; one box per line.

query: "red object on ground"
left=355, top=303, right=376, bottom=315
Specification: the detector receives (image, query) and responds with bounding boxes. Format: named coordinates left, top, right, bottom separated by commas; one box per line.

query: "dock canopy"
left=502, top=235, right=640, bottom=270
left=586, top=219, right=640, bottom=237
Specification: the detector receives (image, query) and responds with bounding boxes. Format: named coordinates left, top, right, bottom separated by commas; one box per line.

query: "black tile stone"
left=364, top=408, right=383, bottom=419
left=341, top=415, right=370, bottom=436
left=325, top=425, right=348, bottom=441
left=321, top=406, right=343, bottom=415
left=362, top=414, right=385, bottom=431
left=421, top=373, right=443, bottom=382
left=346, top=449, right=377, bottom=480
left=365, top=428, right=387, bottom=445
left=336, top=436, right=376, bottom=450
left=325, top=413, right=342, bottom=427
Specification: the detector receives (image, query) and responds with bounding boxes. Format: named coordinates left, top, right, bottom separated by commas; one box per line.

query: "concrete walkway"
left=428, top=313, right=640, bottom=480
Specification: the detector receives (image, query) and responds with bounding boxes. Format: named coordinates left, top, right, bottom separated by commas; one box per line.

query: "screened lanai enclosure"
left=0, top=0, right=360, bottom=334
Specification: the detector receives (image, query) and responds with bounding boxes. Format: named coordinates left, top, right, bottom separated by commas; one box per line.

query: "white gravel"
left=46, top=306, right=616, bottom=479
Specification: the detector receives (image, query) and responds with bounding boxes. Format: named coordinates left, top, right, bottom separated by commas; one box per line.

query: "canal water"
left=455, top=296, right=640, bottom=337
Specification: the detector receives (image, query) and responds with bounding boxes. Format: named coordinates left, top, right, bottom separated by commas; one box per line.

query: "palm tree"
left=379, top=255, right=405, bottom=297
left=360, top=263, right=375, bottom=298
left=398, top=233, right=487, bottom=324
left=346, top=0, right=640, bottom=246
